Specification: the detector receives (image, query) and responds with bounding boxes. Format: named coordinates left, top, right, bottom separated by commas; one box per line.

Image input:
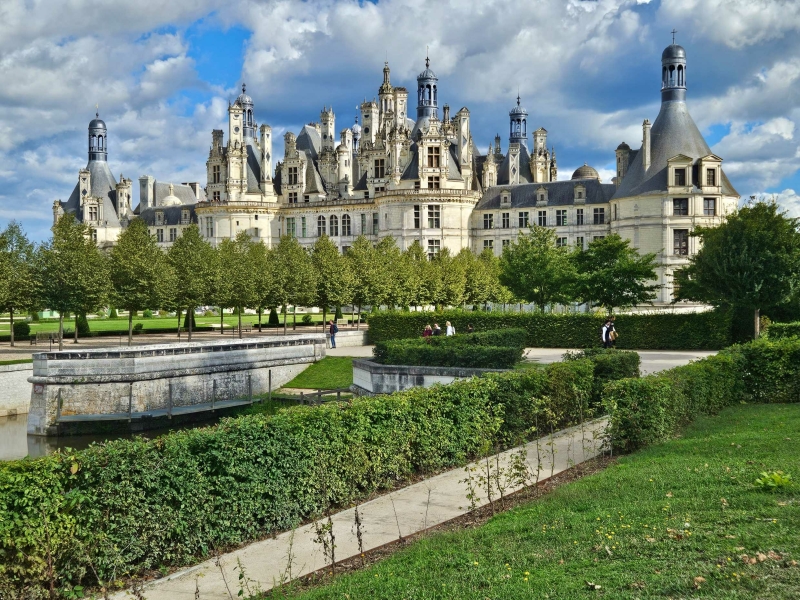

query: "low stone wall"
left=352, top=359, right=505, bottom=395
left=329, top=329, right=369, bottom=348
left=28, top=335, right=326, bottom=436
left=0, top=363, right=34, bottom=417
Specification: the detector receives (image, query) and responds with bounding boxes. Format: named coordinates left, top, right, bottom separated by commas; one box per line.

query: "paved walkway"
left=112, top=418, right=608, bottom=599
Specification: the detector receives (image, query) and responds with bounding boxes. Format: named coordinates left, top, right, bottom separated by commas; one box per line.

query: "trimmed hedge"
left=767, top=321, right=800, bottom=340
left=0, top=361, right=599, bottom=592
left=367, top=310, right=732, bottom=350
left=422, top=328, right=529, bottom=349
left=564, top=348, right=641, bottom=406
left=373, top=340, right=523, bottom=369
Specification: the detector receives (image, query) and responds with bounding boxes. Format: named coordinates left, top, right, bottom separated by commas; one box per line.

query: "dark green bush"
left=767, top=321, right=800, bottom=340
left=374, top=339, right=523, bottom=369
left=301, top=314, right=314, bottom=325
left=423, top=328, right=528, bottom=349
left=12, top=321, right=30, bottom=338
left=182, top=311, right=197, bottom=329
left=737, top=337, right=800, bottom=404
left=142, top=309, right=153, bottom=318
left=76, top=314, right=90, bottom=335
left=367, top=310, right=732, bottom=350
left=268, top=308, right=280, bottom=326
left=564, top=348, right=641, bottom=406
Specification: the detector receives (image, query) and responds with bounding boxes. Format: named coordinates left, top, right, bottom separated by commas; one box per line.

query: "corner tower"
left=416, top=56, right=438, bottom=120
left=661, top=43, right=686, bottom=103
left=509, top=95, right=527, bottom=148
left=88, top=111, right=107, bottom=162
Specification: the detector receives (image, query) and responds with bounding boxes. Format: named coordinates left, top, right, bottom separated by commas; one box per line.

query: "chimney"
left=642, top=119, right=651, bottom=171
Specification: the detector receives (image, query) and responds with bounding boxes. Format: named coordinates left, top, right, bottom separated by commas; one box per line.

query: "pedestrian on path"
left=328, top=319, right=338, bottom=348
left=446, top=321, right=456, bottom=336
left=609, top=316, right=618, bottom=347
left=432, top=323, right=443, bottom=336
left=601, top=318, right=611, bottom=349
left=423, top=324, right=433, bottom=338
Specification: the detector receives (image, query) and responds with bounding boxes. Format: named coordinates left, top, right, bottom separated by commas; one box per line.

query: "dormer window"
left=573, top=185, right=586, bottom=203
left=674, top=168, right=686, bottom=186
left=706, top=169, right=716, bottom=186
left=156, top=211, right=164, bottom=225
left=500, top=190, right=511, bottom=205
left=181, top=210, right=189, bottom=224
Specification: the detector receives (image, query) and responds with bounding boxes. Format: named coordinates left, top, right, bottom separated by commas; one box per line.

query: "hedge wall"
left=0, top=360, right=599, bottom=592
left=367, top=310, right=732, bottom=350
left=767, top=321, right=800, bottom=340
left=564, top=348, right=641, bottom=406
left=373, top=340, right=523, bottom=369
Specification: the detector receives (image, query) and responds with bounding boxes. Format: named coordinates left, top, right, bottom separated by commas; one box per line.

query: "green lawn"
left=0, top=358, right=32, bottom=366
left=283, top=357, right=354, bottom=390
left=279, top=404, right=800, bottom=599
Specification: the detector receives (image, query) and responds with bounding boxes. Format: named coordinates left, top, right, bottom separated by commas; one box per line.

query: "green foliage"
left=268, top=308, right=280, bottom=326
left=334, top=306, right=343, bottom=321
left=737, top=336, right=800, bottom=404
left=374, top=340, right=523, bottom=369
left=271, top=236, right=317, bottom=329
left=753, top=471, right=793, bottom=492
left=133, top=323, right=143, bottom=333
left=142, top=309, right=153, bottom=318
left=301, top=314, right=314, bottom=325
left=564, top=348, right=641, bottom=406
left=767, top=321, right=800, bottom=340
left=109, top=308, right=118, bottom=319
left=311, top=235, right=353, bottom=323
left=182, top=311, right=197, bottom=329
left=166, top=225, right=216, bottom=337
left=0, top=222, right=39, bottom=345
left=12, top=321, right=30, bottom=338
left=367, top=310, right=732, bottom=350
left=76, top=313, right=90, bottom=335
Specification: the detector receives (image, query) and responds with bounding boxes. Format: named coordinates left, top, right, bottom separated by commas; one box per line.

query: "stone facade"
left=0, top=363, right=34, bottom=417
left=352, top=358, right=505, bottom=395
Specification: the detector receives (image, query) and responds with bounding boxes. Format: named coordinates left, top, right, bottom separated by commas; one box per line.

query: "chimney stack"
left=642, top=119, right=651, bottom=171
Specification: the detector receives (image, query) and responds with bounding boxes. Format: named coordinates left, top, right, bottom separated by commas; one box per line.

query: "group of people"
left=601, top=317, right=618, bottom=349
left=423, top=321, right=474, bottom=337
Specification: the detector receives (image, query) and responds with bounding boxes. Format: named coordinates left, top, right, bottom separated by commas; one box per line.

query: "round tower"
left=351, top=115, right=362, bottom=150
left=237, top=83, right=256, bottom=139
left=661, top=41, right=686, bottom=103
left=416, top=56, right=438, bottom=120
left=509, top=95, right=527, bottom=148
left=88, top=111, right=107, bottom=162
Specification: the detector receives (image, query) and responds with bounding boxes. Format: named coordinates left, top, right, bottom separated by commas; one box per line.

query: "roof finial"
left=671, top=28, right=677, bottom=44
left=242, top=82, right=246, bottom=94
left=95, top=103, right=99, bottom=118
left=425, top=46, right=430, bottom=69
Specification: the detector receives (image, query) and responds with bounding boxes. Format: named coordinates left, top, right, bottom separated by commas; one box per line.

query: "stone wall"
left=352, top=359, right=505, bottom=395
left=28, top=334, right=326, bottom=436
left=0, top=363, right=34, bottom=417
left=329, top=329, right=369, bottom=348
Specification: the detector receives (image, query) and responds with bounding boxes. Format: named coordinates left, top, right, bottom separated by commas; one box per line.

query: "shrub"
left=564, top=348, right=641, bottom=406
left=335, top=306, right=344, bottom=321
left=737, top=337, right=800, bottom=404
left=12, top=321, right=30, bottom=338
left=29, top=311, right=39, bottom=322
left=182, top=311, right=197, bottom=329
left=76, top=314, right=90, bottom=335
left=767, top=321, right=800, bottom=340
left=302, top=314, right=314, bottom=325
left=142, top=309, right=153, bottom=318
left=268, top=308, right=280, bottom=326
left=133, top=323, right=143, bottom=333
left=109, top=308, right=118, bottom=319
left=374, top=340, right=523, bottom=369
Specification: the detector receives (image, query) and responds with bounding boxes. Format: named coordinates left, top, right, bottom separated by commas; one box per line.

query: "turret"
left=416, top=56, right=438, bottom=120
left=321, top=107, right=335, bottom=152
left=509, top=96, right=527, bottom=148
left=661, top=41, right=687, bottom=103
left=88, top=112, right=107, bottom=162
left=236, top=83, right=256, bottom=140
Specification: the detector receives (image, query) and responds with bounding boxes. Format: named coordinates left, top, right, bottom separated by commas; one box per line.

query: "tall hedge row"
left=767, top=321, right=800, bottom=340
left=0, top=359, right=601, bottom=592
left=367, top=310, right=732, bottom=350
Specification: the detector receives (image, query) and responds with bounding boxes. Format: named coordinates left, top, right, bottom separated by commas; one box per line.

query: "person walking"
left=467, top=324, right=474, bottom=334
left=328, top=319, right=338, bottom=349
left=423, top=324, right=433, bottom=338
left=608, top=316, right=618, bottom=347
left=601, top=319, right=611, bottom=349
left=446, top=321, right=456, bottom=336
left=432, top=323, right=443, bottom=336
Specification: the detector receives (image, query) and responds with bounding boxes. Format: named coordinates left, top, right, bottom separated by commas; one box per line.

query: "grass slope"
left=281, top=404, right=800, bottom=599
left=284, top=357, right=354, bottom=390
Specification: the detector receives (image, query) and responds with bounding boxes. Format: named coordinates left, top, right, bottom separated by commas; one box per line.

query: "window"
left=593, top=208, right=605, bottom=224
left=373, top=212, right=379, bottom=234
left=155, top=211, right=163, bottom=225
left=674, top=168, right=686, bottom=186
left=428, top=176, right=440, bottom=189
left=518, top=211, right=529, bottom=227
left=556, top=237, right=567, bottom=247
left=213, top=191, right=220, bottom=202
left=502, top=239, right=510, bottom=248
left=317, top=215, right=326, bottom=237
left=87, top=205, right=98, bottom=221
left=556, top=209, right=567, bottom=226
left=414, top=180, right=421, bottom=189
left=428, top=205, right=440, bottom=228
left=427, top=239, right=441, bottom=260
left=342, top=214, right=352, bottom=236
left=538, top=210, right=547, bottom=226
left=205, top=217, right=213, bottom=238
left=575, top=236, right=584, bottom=250
left=169, top=228, right=177, bottom=242
left=374, top=159, right=385, bottom=178
left=703, top=198, right=716, bottom=216
left=614, top=204, right=618, bottom=220
left=181, top=210, right=190, bottom=224
left=288, top=166, right=299, bottom=185
left=253, top=227, right=259, bottom=238
left=212, top=165, right=220, bottom=183
left=483, top=239, right=494, bottom=250
left=301, top=216, right=307, bottom=237
left=483, top=213, right=494, bottom=229
left=706, top=168, right=716, bottom=187
left=501, top=212, right=510, bottom=228
left=576, top=208, right=585, bottom=225
left=330, top=215, right=339, bottom=236
left=288, top=192, right=298, bottom=204
left=414, top=205, right=421, bottom=228
left=156, top=228, right=164, bottom=242
left=593, top=235, right=605, bottom=242
left=374, top=186, right=385, bottom=192
left=673, top=198, right=689, bottom=216
left=361, top=213, right=367, bottom=234
left=91, top=229, right=97, bottom=242
left=576, top=191, right=583, bottom=199
left=304, top=195, right=310, bottom=203
left=427, top=146, right=440, bottom=168
left=286, top=217, right=296, bottom=238
left=674, top=229, right=689, bottom=255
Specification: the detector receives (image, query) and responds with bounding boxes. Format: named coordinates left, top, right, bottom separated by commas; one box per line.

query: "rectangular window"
left=156, top=229, right=164, bottom=243
left=674, top=168, right=686, bottom=186
left=330, top=216, right=339, bottom=237
left=556, top=237, right=567, bottom=247
left=169, top=228, right=177, bottom=242
left=414, top=180, right=421, bottom=189
left=706, top=168, right=716, bottom=186
left=304, top=195, right=310, bottom=203
left=181, top=210, right=189, bottom=224
left=483, top=213, right=494, bottom=229
left=88, top=206, right=98, bottom=221
left=288, top=192, right=298, bottom=204
left=155, top=211, right=163, bottom=225
left=674, top=229, right=689, bottom=255
left=483, top=239, right=494, bottom=250
left=614, top=204, right=618, bottom=220
left=703, top=198, right=716, bottom=216
left=427, top=239, right=441, bottom=260
left=212, top=165, right=220, bottom=183
left=501, top=212, right=510, bottom=228
left=374, top=186, right=385, bottom=192
left=301, top=216, right=307, bottom=237
left=537, top=210, right=547, bottom=226
left=414, top=205, right=421, bottom=229
left=205, top=217, right=213, bottom=238
left=593, top=208, right=605, bottom=224
left=575, top=236, right=584, bottom=250
left=286, top=217, right=296, bottom=238
left=91, top=229, right=97, bottom=242
left=373, top=212, right=379, bottom=235
left=518, top=211, right=529, bottom=227
left=288, top=166, right=299, bottom=185
left=253, top=227, right=259, bottom=238
left=428, top=176, right=440, bottom=189
left=556, top=209, right=567, bottom=226
left=576, top=208, right=584, bottom=225
left=427, top=146, right=441, bottom=168
left=374, top=159, right=385, bottom=178
left=342, top=215, right=352, bottom=236
left=502, top=239, right=510, bottom=248
left=213, top=191, right=220, bottom=202
left=427, top=205, right=440, bottom=228
left=673, top=198, right=689, bottom=216
left=360, top=213, right=366, bottom=234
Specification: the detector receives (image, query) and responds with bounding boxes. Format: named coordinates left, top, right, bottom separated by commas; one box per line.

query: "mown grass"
left=279, top=404, right=800, bottom=599
left=283, top=357, right=354, bottom=390
left=0, top=358, right=33, bottom=366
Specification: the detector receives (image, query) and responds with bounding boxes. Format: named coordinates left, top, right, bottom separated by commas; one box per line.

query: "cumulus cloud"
left=770, top=188, right=800, bottom=217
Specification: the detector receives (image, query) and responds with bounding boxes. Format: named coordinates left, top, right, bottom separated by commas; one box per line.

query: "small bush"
left=142, top=309, right=153, bottom=319
left=133, top=323, right=143, bottom=333
left=12, top=321, right=30, bottom=338
left=754, top=471, right=793, bottom=492
left=268, top=308, right=280, bottom=326
left=109, top=308, right=118, bottom=319
left=564, top=348, right=641, bottom=406
left=76, top=314, right=90, bottom=335
left=183, top=311, right=197, bottom=329
left=302, top=314, right=314, bottom=325
left=335, top=306, right=344, bottom=321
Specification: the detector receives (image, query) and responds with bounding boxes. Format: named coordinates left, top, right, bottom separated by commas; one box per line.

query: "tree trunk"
left=322, top=306, right=327, bottom=333
left=238, top=307, right=243, bottom=339
left=188, top=307, right=193, bottom=342
left=258, top=308, right=262, bottom=332
left=128, top=311, right=133, bottom=346
left=73, top=314, right=79, bottom=344
left=220, top=307, right=224, bottom=334
left=58, top=313, right=64, bottom=352
left=282, top=305, right=287, bottom=334
left=177, top=309, right=181, bottom=340
left=356, top=304, right=361, bottom=330
left=754, top=307, right=761, bottom=340
left=292, top=309, right=296, bottom=331
left=9, top=309, right=14, bottom=347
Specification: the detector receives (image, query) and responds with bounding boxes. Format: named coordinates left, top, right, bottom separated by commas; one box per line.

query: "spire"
left=242, top=82, right=246, bottom=94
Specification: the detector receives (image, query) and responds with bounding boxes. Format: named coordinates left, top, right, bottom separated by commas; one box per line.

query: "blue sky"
left=1, top=0, right=799, bottom=241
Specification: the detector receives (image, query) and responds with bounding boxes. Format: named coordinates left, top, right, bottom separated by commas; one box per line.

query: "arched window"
left=677, top=65, right=684, bottom=86
left=668, top=65, right=675, bottom=86
left=433, top=85, right=437, bottom=104
left=98, top=136, right=103, bottom=150
left=91, top=135, right=97, bottom=150
left=317, top=215, right=326, bottom=237
left=662, top=66, right=667, bottom=87
left=342, top=214, right=351, bottom=236
left=330, top=215, right=339, bottom=236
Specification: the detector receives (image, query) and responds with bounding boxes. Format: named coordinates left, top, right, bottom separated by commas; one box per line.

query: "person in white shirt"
left=446, top=321, right=456, bottom=336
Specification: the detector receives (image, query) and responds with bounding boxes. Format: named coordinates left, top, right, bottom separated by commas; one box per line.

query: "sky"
left=1, top=0, right=799, bottom=241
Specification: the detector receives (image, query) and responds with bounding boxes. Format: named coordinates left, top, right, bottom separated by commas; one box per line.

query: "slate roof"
left=138, top=204, right=198, bottom=227
left=61, top=160, right=121, bottom=227
left=613, top=100, right=738, bottom=199
left=246, top=145, right=262, bottom=193
left=496, top=144, right=533, bottom=185
left=475, top=179, right=616, bottom=211
left=297, top=125, right=322, bottom=160
left=401, top=144, right=419, bottom=180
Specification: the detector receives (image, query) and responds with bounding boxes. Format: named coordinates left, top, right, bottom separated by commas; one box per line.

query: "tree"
left=311, top=235, right=354, bottom=326
left=401, top=241, right=429, bottom=309
left=166, top=224, right=216, bottom=341
left=109, top=219, right=173, bottom=345
left=271, top=236, right=317, bottom=332
left=217, top=233, right=258, bottom=338
left=249, top=240, right=274, bottom=331
left=36, top=214, right=110, bottom=350
left=0, top=222, right=38, bottom=346
left=674, top=200, right=800, bottom=338
left=461, top=248, right=504, bottom=308
left=572, top=233, right=660, bottom=314
left=374, top=236, right=403, bottom=308
left=346, top=236, right=383, bottom=326
left=430, top=248, right=466, bottom=309
left=499, top=225, right=576, bottom=311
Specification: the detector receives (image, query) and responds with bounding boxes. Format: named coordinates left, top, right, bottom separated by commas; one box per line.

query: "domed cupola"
left=661, top=34, right=687, bottom=103
left=88, top=110, right=107, bottom=162
left=416, top=55, right=438, bottom=119
left=160, top=183, right=182, bottom=207
left=237, top=83, right=256, bottom=139
left=571, top=163, right=600, bottom=181
left=351, top=115, right=362, bottom=150
left=509, top=95, right=528, bottom=148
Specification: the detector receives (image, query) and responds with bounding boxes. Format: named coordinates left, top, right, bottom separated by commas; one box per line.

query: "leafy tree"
left=217, top=232, right=258, bottom=338
left=166, top=224, right=216, bottom=341
left=249, top=240, right=274, bottom=331
left=0, top=222, right=38, bottom=346
left=36, top=214, right=110, bottom=350
left=674, top=200, right=800, bottom=338
left=500, top=225, right=576, bottom=311
left=109, top=219, right=173, bottom=345
left=572, top=233, right=660, bottom=314
left=346, top=236, right=383, bottom=326
left=430, top=248, right=466, bottom=309
left=401, top=241, right=430, bottom=309
left=375, top=236, right=403, bottom=309
left=271, top=236, right=317, bottom=331
left=458, top=248, right=501, bottom=308
left=311, top=235, right=354, bottom=326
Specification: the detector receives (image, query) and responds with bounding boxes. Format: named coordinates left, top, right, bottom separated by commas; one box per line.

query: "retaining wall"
left=352, top=359, right=505, bottom=395
left=0, top=363, right=34, bottom=417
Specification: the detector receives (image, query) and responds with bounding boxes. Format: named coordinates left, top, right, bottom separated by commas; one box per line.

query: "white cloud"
left=770, top=188, right=800, bottom=217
